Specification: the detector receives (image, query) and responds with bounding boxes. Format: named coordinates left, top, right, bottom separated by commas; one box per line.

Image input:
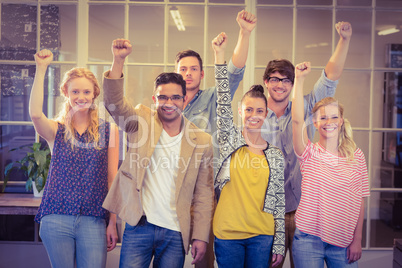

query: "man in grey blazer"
left=102, top=39, right=214, bottom=268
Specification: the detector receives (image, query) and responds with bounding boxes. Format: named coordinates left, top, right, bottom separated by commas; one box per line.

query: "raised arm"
left=108, top=39, right=132, bottom=79
left=292, top=62, right=311, bottom=156
left=104, top=39, right=139, bottom=133
left=29, top=50, right=58, bottom=143
left=324, top=21, right=352, bottom=81
left=231, top=10, right=257, bottom=68
left=213, top=33, right=237, bottom=160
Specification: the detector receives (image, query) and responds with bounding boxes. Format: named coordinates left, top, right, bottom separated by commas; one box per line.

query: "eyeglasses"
left=156, top=95, right=185, bottom=102
left=267, top=77, right=293, bottom=86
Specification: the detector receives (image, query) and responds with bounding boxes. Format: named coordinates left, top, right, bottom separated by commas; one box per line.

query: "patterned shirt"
left=35, top=120, right=110, bottom=223
left=295, top=141, right=370, bottom=247
left=214, top=64, right=286, bottom=256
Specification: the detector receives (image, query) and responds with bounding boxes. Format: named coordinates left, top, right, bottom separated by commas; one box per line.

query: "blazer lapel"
left=136, top=110, right=163, bottom=190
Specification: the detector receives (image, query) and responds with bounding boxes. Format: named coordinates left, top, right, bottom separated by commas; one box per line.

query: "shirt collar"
left=267, top=101, right=292, bottom=118
left=188, top=90, right=202, bottom=105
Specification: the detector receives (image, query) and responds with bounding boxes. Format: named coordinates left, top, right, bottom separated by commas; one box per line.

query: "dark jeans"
left=214, top=235, right=274, bottom=268
left=120, top=216, right=185, bottom=268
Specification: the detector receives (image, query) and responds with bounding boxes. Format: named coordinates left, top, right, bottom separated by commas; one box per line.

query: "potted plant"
left=3, top=142, right=51, bottom=197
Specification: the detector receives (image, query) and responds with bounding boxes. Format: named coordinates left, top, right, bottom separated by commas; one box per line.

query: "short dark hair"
left=154, top=72, right=186, bottom=96
left=263, top=59, right=295, bottom=84
left=175, top=50, right=203, bottom=72
left=241, top=85, right=267, bottom=107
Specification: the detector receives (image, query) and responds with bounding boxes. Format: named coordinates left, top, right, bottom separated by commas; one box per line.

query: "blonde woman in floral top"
left=30, top=49, right=119, bottom=268
left=212, top=33, right=285, bottom=268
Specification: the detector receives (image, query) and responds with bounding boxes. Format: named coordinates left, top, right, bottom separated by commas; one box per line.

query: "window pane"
left=370, top=192, right=402, bottom=247
left=376, top=71, right=402, bottom=129
left=370, top=131, right=402, bottom=188
left=336, top=9, right=371, bottom=69
left=0, top=3, right=37, bottom=61
left=126, top=66, right=165, bottom=108
left=256, top=7, right=293, bottom=66
left=207, top=6, right=242, bottom=66
left=295, top=9, right=332, bottom=66
left=254, top=68, right=265, bottom=86
left=375, top=10, right=402, bottom=68
left=168, top=6, right=204, bottom=64
left=1, top=65, right=35, bottom=122
left=377, top=0, right=402, bottom=8
left=89, top=5, right=124, bottom=62
left=41, top=4, right=77, bottom=61
left=1, top=125, right=36, bottom=192
left=336, top=71, right=371, bottom=128
left=353, top=131, right=370, bottom=172
left=88, top=65, right=111, bottom=104
left=129, top=6, right=164, bottom=64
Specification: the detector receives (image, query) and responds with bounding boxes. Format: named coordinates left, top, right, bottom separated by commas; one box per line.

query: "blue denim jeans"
left=39, top=214, right=107, bottom=268
left=120, top=216, right=185, bottom=268
left=292, top=228, right=358, bottom=268
left=214, top=235, right=274, bottom=268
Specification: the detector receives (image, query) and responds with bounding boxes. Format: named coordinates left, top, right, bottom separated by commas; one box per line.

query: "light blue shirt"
left=261, top=70, right=338, bottom=213
left=183, top=59, right=245, bottom=138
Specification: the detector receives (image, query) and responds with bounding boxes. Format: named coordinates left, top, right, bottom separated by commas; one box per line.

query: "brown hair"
left=241, top=85, right=267, bottom=107
left=263, top=59, right=295, bottom=84
left=175, top=50, right=203, bottom=72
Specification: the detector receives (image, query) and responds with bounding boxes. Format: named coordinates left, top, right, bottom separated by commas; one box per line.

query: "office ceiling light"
left=170, top=7, right=185, bottom=32
left=378, top=27, right=400, bottom=36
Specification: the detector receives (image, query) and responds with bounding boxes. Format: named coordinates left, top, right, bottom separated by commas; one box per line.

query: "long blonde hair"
left=54, top=67, right=101, bottom=149
left=312, top=97, right=356, bottom=161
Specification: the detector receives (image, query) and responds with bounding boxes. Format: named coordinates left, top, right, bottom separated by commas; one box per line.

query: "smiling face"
left=66, top=77, right=95, bottom=112
left=176, top=56, right=204, bottom=92
left=314, top=104, right=344, bottom=141
left=239, top=96, right=268, bottom=130
left=264, top=71, right=293, bottom=104
left=152, top=82, right=187, bottom=124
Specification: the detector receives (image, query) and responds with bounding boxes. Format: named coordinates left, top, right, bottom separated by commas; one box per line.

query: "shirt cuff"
left=228, top=58, right=245, bottom=75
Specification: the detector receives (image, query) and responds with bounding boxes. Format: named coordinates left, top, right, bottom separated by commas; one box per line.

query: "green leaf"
left=4, top=162, right=15, bottom=176
left=27, top=161, right=35, bottom=177
left=36, top=175, right=45, bottom=193
left=2, top=163, right=16, bottom=192
left=32, top=142, right=41, bottom=152
left=26, top=178, right=33, bottom=192
left=34, top=150, right=47, bottom=167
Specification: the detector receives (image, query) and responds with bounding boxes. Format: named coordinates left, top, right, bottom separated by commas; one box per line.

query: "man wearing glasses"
left=102, top=39, right=214, bottom=268
left=261, top=21, right=353, bottom=268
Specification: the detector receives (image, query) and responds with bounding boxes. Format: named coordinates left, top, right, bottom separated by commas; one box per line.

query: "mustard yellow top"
left=213, top=146, right=275, bottom=240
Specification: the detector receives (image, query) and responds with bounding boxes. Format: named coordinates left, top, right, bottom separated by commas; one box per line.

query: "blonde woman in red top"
left=291, top=62, right=369, bottom=267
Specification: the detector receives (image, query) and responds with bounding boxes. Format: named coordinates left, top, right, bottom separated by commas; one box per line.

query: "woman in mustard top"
left=212, top=33, right=285, bottom=268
